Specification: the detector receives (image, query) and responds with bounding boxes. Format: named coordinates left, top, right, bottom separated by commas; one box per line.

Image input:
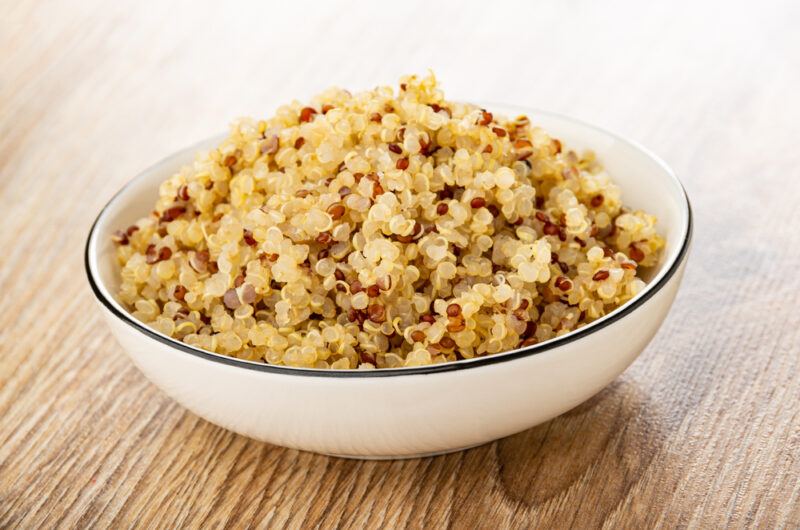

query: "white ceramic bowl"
left=85, top=105, right=691, bottom=459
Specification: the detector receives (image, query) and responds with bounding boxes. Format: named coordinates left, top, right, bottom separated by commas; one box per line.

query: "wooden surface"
left=1, top=1, right=799, bottom=527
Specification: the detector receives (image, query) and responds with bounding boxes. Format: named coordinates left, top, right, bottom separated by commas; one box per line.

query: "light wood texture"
left=1, top=1, right=799, bottom=527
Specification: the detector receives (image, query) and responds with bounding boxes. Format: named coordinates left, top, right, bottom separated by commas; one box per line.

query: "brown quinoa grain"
left=629, top=245, right=646, bottom=262
left=173, top=285, right=187, bottom=301
left=446, top=303, right=462, bottom=317
left=243, top=230, right=257, bottom=246
left=367, top=304, right=386, bottom=323
left=543, top=222, right=559, bottom=236
left=176, top=185, right=190, bottom=201
left=327, top=203, right=346, bottom=220
left=114, top=73, right=664, bottom=369
left=470, top=197, right=486, bottom=208
left=299, top=107, right=317, bottom=123
left=112, top=230, right=129, bottom=245
left=359, top=351, right=376, bottom=365
left=446, top=318, right=466, bottom=333
left=439, top=337, right=456, bottom=349
left=160, top=206, right=186, bottom=223
left=555, top=276, right=572, bottom=292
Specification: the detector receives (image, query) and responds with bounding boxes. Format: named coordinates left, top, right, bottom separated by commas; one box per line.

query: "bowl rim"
left=85, top=106, right=692, bottom=378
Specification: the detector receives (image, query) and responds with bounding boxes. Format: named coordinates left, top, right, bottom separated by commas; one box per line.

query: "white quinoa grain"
left=115, top=72, right=665, bottom=369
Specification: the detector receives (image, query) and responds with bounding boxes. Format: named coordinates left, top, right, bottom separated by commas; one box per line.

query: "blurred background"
left=2, top=1, right=798, bottom=527
left=5, top=1, right=797, bottom=171
left=4, top=0, right=798, bottom=252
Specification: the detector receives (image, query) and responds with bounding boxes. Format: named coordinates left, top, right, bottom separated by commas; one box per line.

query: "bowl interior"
left=90, top=136, right=220, bottom=304
left=519, top=109, right=688, bottom=281
left=87, top=106, right=690, bottom=369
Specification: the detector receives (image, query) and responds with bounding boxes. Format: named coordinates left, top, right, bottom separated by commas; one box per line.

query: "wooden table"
left=2, top=1, right=798, bottom=527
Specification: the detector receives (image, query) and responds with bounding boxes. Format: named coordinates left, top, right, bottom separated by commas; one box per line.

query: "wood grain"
left=1, top=0, right=799, bottom=527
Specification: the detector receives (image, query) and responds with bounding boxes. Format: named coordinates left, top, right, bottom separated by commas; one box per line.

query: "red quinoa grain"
left=114, top=73, right=664, bottom=369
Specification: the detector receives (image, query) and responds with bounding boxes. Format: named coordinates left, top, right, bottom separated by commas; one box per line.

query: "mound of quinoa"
left=113, top=73, right=664, bottom=369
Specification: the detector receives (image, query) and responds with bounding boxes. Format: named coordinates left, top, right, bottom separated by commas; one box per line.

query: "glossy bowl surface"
left=86, top=105, right=691, bottom=458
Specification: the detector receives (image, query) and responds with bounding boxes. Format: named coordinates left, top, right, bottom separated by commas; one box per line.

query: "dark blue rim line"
left=84, top=129, right=692, bottom=379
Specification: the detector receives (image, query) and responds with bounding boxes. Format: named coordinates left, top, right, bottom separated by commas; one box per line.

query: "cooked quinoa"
left=113, top=73, right=665, bottom=369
